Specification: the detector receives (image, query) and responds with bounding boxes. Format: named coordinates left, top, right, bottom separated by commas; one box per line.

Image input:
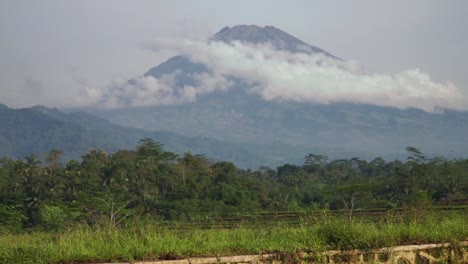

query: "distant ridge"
left=0, top=104, right=269, bottom=167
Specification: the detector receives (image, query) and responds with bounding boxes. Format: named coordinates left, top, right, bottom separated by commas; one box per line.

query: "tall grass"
left=0, top=211, right=466, bottom=264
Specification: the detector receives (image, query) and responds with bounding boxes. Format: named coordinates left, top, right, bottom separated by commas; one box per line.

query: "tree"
left=303, top=154, right=328, bottom=173
left=277, top=164, right=307, bottom=187
left=136, top=138, right=177, bottom=163
left=19, top=154, right=43, bottom=226
left=43, top=149, right=65, bottom=201
left=434, top=159, right=468, bottom=202
left=175, top=153, right=212, bottom=199
left=333, top=183, right=373, bottom=222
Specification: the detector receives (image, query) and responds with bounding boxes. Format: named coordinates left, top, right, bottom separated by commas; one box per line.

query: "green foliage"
left=137, top=138, right=178, bottom=162
left=39, top=205, right=66, bottom=231
left=0, top=142, right=467, bottom=233
left=0, top=212, right=466, bottom=263
left=317, top=220, right=371, bottom=249
left=0, top=204, right=26, bottom=233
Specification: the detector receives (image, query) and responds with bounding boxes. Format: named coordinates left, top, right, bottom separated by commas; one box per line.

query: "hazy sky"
left=0, top=0, right=467, bottom=109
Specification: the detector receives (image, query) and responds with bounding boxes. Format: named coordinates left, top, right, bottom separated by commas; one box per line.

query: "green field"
left=1, top=210, right=466, bottom=264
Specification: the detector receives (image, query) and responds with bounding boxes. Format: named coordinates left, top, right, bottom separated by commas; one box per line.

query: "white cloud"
left=96, top=72, right=195, bottom=108
left=154, top=39, right=465, bottom=112
left=191, top=72, right=234, bottom=94
left=41, top=37, right=464, bottom=112
left=89, top=69, right=234, bottom=108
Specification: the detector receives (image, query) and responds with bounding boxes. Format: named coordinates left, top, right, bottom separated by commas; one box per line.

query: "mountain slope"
left=0, top=105, right=274, bottom=167
left=95, top=95, right=468, bottom=161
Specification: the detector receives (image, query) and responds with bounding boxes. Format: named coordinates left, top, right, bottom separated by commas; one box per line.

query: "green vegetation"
left=0, top=139, right=467, bottom=263
left=0, top=139, right=467, bottom=231
left=0, top=212, right=466, bottom=263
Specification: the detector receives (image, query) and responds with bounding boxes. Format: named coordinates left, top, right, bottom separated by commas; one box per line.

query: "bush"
left=316, top=220, right=390, bottom=250
left=0, top=204, right=25, bottom=233
left=39, top=205, right=66, bottom=231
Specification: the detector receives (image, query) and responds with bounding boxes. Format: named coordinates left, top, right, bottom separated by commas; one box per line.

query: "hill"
left=0, top=104, right=271, bottom=167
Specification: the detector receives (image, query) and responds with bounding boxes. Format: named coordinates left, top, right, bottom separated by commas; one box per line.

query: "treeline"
left=0, top=139, right=467, bottom=232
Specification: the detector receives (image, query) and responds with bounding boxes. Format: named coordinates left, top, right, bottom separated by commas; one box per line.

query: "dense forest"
left=0, top=138, right=467, bottom=233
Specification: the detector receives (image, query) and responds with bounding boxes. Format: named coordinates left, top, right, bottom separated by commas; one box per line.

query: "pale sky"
left=0, top=0, right=467, bottom=109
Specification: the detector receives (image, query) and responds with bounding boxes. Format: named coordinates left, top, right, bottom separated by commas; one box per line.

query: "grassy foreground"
left=0, top=212, right=466, bottom=264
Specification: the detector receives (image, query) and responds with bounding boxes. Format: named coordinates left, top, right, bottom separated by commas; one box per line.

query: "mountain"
left=143, top=25, right=339, bottom=87
left=0, top=104, right=278, bottom=167
left=89, top=25, right=468, bottom=166
left=211, top=25, right=340, bottom=59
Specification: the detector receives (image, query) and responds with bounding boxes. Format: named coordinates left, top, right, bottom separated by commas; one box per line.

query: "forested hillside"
left=0, top=104, right=269, bottom=168
left=1, top=139, right=466, bottom=232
